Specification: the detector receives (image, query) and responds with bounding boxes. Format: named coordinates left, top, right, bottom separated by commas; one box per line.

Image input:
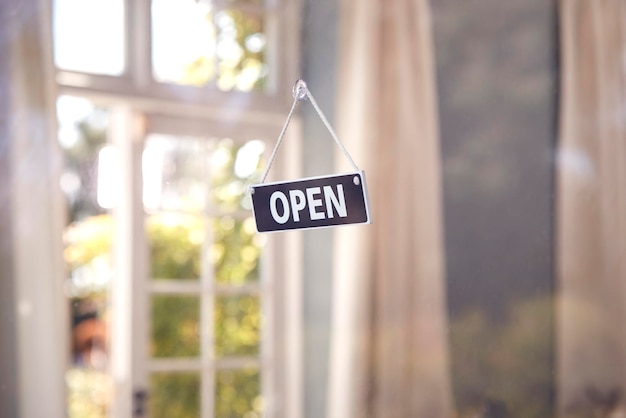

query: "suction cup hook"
left=293, top=79, right=308, bottom=101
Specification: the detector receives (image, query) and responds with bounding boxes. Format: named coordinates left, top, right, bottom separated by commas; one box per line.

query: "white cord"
left=258, top=80, right=360, bottom=185
left=305, top=89, right=360, bottom=173
left=259, top=96, right=299, bottom=184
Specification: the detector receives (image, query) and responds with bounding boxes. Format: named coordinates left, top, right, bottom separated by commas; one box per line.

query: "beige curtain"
left=327, top=0, right=452, bottom=417
left=557, top=0, right=626, bottom=415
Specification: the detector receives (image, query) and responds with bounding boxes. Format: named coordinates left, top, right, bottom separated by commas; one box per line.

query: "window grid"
left=145, top=138, right=268, bottom=418
left=56, top=0, right=294, bottom=110
left=200, top=210, right=216, bottom=418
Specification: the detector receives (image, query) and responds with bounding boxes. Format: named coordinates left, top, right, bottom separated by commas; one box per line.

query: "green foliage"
left=65, top=132, right=266, bottom=417
left=216, top=369, right=261, bottom=418
left=215, top=296, right=260, bottom=357
left=150, top=373, right=200, bottom=418
left=169, top=3, right=267, bottom=90
left=147, top=213, right=262, bottom=417
left=213, top=217, right=261, bottom=284
left=216, top=9, right=266, bottom=91
left=147, top=214, right=203, bottom=279
left=151, top=295, right=200, bottom=358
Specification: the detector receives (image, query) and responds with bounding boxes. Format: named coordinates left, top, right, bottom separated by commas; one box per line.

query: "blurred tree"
left=154, top=0, right=267, bottom=91
left=450, top=297, right=554, bottom=418
left=61, top=107, right=109, bottom=223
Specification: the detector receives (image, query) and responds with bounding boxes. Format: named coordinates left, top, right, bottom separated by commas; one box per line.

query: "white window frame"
left=55, top=0, right=302, bottom=111
left=51, top=0, right=303, bottom=416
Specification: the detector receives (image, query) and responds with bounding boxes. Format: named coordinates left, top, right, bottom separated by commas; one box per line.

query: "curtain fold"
left=328, top=0, right=452, bottom=417
left=557, top=0, right=626, bottom=415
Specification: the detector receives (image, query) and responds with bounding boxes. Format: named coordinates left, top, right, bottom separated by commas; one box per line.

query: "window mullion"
left=201, top=141, right=217, bottom=418
left=128, top=0, right=152, bottom=90
left=109, top=107, right=149, bottom=418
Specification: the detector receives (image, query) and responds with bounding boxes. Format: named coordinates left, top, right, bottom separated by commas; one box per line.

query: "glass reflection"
left=450, top=298, right=553, bottom=417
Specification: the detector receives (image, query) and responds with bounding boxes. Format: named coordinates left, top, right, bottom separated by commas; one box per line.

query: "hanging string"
left=304, top=88, right=360, bottom=173
left=258, top=96, right=299, bottom=184
left=258, top=79, right=360, bottom=185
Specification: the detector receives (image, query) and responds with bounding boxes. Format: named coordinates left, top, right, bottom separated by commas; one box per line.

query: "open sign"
left=250, top=172, right=371, bottom=233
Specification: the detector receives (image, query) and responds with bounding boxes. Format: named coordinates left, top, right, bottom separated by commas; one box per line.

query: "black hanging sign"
left=250, top=171, right=371, bottom=233
left=249, top=80, right=372, bottom=233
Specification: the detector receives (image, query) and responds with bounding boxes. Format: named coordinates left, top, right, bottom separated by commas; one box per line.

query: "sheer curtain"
left=327, top=0, right=452, bottom=417
left=557, top=0, right=626, bottom=415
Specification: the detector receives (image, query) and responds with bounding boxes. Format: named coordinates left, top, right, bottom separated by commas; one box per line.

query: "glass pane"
left=151, top=295, right=200, bottom=357
left=66, top=368, right=110, bottom=418
left=58, top=96, right=114, bottom=416
left=210, top=139, right=266, bottom=212
left=147, top=213, right=203, bottom=280
left=144, top=135, right=208, bottom=213
left=150, top=373, right=200, bottom=418
left=215, top=295, right=260, bottom=357
left=213, top=217, right=262, bottom=284
left=152, top=0, right=217, bottom=86
left=151, top=0, right=268, bottom=91
left=57, top=96, right=111, bottom=223
left=64, top=216, right=114, bottom=295
left=53, top=0, right=125, bottom=75
left=216, top=369, right=261, bottom=418
left=215, top=9, right=267, bottom=91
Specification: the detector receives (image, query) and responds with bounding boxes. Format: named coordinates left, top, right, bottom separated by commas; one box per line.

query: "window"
left=143, top=134, right=268, bottom=418
left=151, top=0, right=268, bottom=91
left=53, top=1, right=302, bottom=417
left=58, top=96, right=114, bottom=417
left=53, top=0, right=299, bottom=105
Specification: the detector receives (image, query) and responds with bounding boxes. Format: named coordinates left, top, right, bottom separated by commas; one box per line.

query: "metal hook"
left=293, top=79, right=308, bottom=101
